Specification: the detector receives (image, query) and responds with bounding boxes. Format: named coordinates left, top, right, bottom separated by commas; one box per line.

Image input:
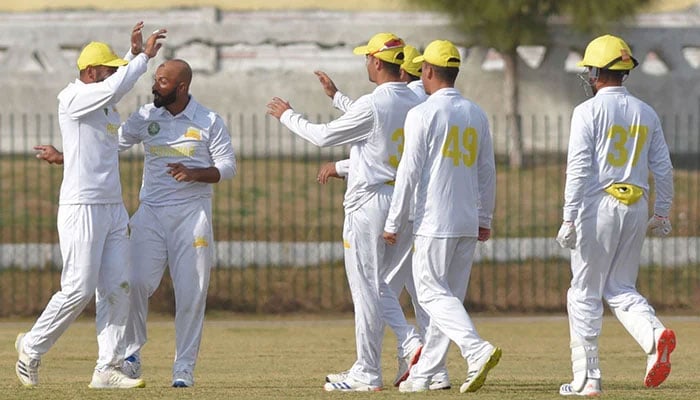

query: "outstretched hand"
left=314, top=71, right=338, bottom=99
left=266, top=97, right=292, bottom=119
left=143, top=28, right=167, bottom=59
left=130, top=21, right=144, bottom=55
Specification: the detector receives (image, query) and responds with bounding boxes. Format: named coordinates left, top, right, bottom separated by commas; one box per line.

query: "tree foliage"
left=408, top=0, right=652, bottom=52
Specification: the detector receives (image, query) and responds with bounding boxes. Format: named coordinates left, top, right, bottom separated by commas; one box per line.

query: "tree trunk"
left=503, top=51, right=523, bottom=168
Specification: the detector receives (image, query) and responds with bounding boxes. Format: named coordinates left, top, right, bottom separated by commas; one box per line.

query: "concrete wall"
left=1, top=8, right=700, bottom=156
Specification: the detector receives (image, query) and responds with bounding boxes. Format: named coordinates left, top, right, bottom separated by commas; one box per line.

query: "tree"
left=408, top=0, right=651, bottom=168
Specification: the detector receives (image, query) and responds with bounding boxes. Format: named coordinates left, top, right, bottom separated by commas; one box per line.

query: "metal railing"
left=0, top=112, right=698, bottom=316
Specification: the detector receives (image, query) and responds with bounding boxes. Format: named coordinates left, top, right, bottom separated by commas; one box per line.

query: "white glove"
left=648, top=215, right=672, bottom=237
left=556, top=221, right=576, bottom=249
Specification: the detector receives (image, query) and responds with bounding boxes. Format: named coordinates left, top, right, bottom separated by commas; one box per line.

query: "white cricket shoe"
left=460, top=344, right=502, bottom=393
left=429, top=379, right=451, bottom=390
left=645, top=329, right=676, bottom=388
left=122, top=353, right=141, bottom=379
left=89, top=367, right=146, bottom=389
left=172, top=370, right=194, bottom=388
left=398, top=377, right=429, bottom=392
left=393, top=344, right=423, bottom=386
left=325, top=369, right=350, bottom=383
left=323, top=377, right=381, bottom=392
left=559, top=378, right=602, bottom=396
left=15, top=333, right=40, bottom=387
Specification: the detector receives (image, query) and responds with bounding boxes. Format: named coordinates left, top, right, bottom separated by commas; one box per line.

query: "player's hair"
left=432, top=65, right=459, bottom=85
left=599, top=68, right=627, bottom=82
left=379, top=59, right=402, bottom=77
left=405, top=73, right=420, bottom=82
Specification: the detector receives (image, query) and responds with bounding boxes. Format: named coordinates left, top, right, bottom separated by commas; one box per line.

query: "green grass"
left=1, top=261, right=698, bottom=318
left=0, top=315, right=698, bottom=399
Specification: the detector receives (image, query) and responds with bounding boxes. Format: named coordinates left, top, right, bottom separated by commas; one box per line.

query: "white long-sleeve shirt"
left=407, top=80, right=428, bottom=102
left=563, top=86, right=674, bottom=221
left=119, top=97, right=237, bottom=206
left=280, top=82, right=421, bottom=213
left=57, top=53, right=149, bottom=205
left=385, top=88, right=496, bottom=237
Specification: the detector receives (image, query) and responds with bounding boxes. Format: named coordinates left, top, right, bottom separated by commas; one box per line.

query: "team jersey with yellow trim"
left=119, top=97, right=237, bottom=206
left=280, top=82, right=421, bottom=213
left=56, top=53, right=149, bottom=205
left=563, top=86, right=674, bottom=221
left=385, top=88, right=496, bottom=238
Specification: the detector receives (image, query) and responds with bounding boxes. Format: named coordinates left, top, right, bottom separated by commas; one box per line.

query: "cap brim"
left=100, top=58, right=129, bottom=68
left=576, top=60, right=586, bottom=67
left=413, top=55, right=425, bottom=63
left=353, top=45, right=369, bottom=55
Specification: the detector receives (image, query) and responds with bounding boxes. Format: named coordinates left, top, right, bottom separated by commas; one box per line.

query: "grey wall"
left=1, top=8, right=699, bottom=156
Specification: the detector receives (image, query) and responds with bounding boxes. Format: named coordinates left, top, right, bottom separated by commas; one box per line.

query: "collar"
left=373, top=81, right=408, bottom=92
left=596, top=86, right=629, bottom=96
left=153, top=95, right=198, bottom=119
left=431, top=87, right=459, bottom=97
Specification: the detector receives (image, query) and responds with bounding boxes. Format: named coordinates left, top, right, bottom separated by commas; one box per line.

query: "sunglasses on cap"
left=369, top=38, right=404, bottom=56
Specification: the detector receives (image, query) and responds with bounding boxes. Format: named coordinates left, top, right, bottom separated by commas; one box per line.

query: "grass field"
left=0, top=315, right=698, bottom=399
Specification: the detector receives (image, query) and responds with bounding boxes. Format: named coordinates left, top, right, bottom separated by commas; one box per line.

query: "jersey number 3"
left=606, top=124, right=648, bottom=167
left=442, top=126, right=478, bottom=167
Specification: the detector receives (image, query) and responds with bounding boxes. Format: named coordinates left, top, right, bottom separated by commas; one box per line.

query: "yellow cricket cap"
left=400, top=45, right=422, bottom=77
left=76, top=41, right=128, bottom=71
left=353, top=32, right=405, bottom=65
left=413, top=40, right=461, bottom=68
left=577, top=34, right=638, bottom=71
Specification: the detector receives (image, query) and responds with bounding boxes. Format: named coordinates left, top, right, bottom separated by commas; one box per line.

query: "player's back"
left=571, top=86, right=667, bottom=195
left=343, top=82, right=420, bottom=212
left=410, top=87, right=491, bottom=238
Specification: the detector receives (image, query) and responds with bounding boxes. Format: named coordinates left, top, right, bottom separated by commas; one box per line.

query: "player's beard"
left=153, top=88, right=177, bottom=108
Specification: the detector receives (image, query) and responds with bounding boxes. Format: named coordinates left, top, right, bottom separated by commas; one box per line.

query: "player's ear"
left=423, top=63, right=433, bottom=80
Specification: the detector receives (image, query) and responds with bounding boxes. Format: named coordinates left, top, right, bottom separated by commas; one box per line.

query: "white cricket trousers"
left=568, top=193, right=662, bottom=341
left=23, top=204, right=131, bottom=370
left=382, top=218, right=423, bottom=358
left=410, top=235, right=490, bottom=380
left=344, top=184, right=409, bottom=387
left=124, top=199, right=213, bottom=375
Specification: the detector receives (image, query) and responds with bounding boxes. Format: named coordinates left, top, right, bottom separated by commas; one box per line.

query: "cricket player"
left=383, top=39, right=500, bottom=394
left=21, top=23, right=166, bottom=389
left=316, top=44, right=449, bottom=390
left=556, top=34, right=675, bottom=396
left=267, top=33, right=422, bottom=391
left=119, top=59, right=237, bottom=388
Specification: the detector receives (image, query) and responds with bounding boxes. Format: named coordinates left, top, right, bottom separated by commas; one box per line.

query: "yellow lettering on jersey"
left=193, top=236, right=209, bottom=248
left=389, top=128, right=404, bottom=168
left=106, top=123, right=119, bottom=136
left=462, top=127, right=478, bottom=167
left=149, top=145, right=196, bottom=157
left=442, top=126, right=478, bottom=167
left=184, top=127, right=202, bottom=140
left=606, top=124, right=648, bottom=167
left=443, top=127, right=461, bottom=165
left=343, top=240, right=351, bottom=249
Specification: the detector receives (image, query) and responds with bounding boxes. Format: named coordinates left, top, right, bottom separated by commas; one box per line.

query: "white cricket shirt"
left=563, top=86, right=674, bottom=221
left=407, top=80, right=428, bottom=101
left=57, top=53, right=149, bottom=205
left=280, top=82, right=421, bottom=213
left=119, top=97, right=237, bottom=206
left=385, top=88, right=496, bottom=237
